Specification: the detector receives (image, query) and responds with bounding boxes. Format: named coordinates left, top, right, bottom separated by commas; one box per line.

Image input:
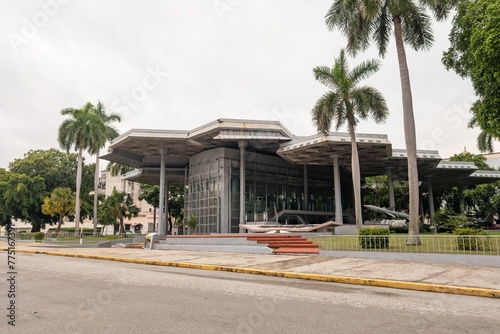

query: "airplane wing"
left=364, top=205, right=409, bottom=219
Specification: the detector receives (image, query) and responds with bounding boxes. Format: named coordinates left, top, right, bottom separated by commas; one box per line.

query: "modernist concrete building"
left=102, top=119, right=500, bottom=235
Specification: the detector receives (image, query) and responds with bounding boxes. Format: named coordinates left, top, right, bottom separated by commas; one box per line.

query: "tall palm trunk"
left=119, top=213, right=125, bottom=234
left=93, top=149, right=100, bottom=236
left=347, top=119, right=363, bottom=231
left=56, top=214, right=64, bottom=234
left=75, top=146, right=83, bottom=238
left=394, top=16, right=420, bottom=245
left=153, top=207, right=156, bottom=232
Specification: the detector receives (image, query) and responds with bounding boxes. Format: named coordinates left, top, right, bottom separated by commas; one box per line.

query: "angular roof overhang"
left=101, top=118, right=500, bottom=189
left=277, top=133, right=392, bottom=171
left=101, top=119, right=294, bottom=170
left=123, top=167, right=186, bottom=185
left=276, top=133, right=443, bottom=179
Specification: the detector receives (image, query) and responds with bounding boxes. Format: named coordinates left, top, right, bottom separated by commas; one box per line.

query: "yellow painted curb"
left=5, top=248, right=500, bottom=299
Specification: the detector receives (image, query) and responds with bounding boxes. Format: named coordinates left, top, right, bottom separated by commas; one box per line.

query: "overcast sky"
left=0, top=0, right=486, bottom=170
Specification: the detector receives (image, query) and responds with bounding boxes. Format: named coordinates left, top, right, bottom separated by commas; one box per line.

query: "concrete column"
left=183, top=166, right=188, bottom=235
left=239, top=141, right=247, bottom=231
left=158, top=148, right=167, bottom=236
left=387, top=167, right=395, bottom=209
left=303, top=165, right=309, bottom=211
left=165, top=179, right=169, bottom=233
left=333, top=156, right=343, bottom=224
left=419, top=190, right=425, bottom=225
left=427, top=176, right=436, bottom=234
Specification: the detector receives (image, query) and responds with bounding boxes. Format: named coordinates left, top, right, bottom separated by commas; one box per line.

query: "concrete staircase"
left=246, top=234, right=319, bottom=255
left=151, top=234, right=319, bottom=255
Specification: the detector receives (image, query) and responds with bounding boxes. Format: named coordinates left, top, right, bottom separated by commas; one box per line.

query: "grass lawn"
left=310, top=233, right=500, bottom=255
left=52, top=235, right=120, bottom=243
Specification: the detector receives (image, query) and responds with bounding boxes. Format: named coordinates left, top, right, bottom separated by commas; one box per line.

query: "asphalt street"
left=3, top=254, right=499, bottom=334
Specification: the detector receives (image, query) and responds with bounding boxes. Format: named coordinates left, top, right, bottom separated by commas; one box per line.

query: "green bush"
left=187, top=214, right=197, bottom=229
left=33, top=232, right=44, bottom=242
left=359, top=227, right=390, bottom=249
left=453, top=227, right=491, bottom=252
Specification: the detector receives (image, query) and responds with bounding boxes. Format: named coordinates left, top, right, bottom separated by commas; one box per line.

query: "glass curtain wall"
left=242, top=163, right=334, bottom=224
left=184, top=148, right=337, bottom=234
left=185, top=158, right=221, bottom=234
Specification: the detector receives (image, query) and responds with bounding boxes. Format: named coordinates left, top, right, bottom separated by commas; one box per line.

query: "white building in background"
left=482, top=152, right=500, bottom=170
left=98, top=169, right=155, bottom=234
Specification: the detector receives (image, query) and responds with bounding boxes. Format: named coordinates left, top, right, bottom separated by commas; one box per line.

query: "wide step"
left=247, top=235, right=319, bottom=255
left=267, top=243, right=317, bottom=248
left=272, top=247, right=319, bottom=255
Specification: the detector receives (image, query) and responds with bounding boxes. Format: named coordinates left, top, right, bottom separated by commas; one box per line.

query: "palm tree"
left=325, top=0, right=458, bottom=244
left=58, top=102, right=95, bottom=237
left=312, top=49, right=388, bottom=231
left=468, top=115, right=497, bottom=153
left=41, top=187, right=75, bottom=234
left=87, top=102, right=121, bottom=236
left=99, top=189, right=139, bottom=234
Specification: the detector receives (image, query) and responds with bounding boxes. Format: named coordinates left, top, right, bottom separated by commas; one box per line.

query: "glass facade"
left=184, top=147, right=342, bottom=234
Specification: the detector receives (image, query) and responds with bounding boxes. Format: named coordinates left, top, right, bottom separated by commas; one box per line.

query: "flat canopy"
left=101, top=118, right=500, bottom=189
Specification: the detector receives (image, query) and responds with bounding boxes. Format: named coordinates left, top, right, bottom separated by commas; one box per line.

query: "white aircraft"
left=364, top=205, right=410, bottom=220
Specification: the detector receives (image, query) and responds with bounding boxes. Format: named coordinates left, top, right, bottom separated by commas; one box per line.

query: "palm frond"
left=334, top=102, right=348, bottom=131
left=326, top=0, right=374, bottom=56
left=372, top=3, right=392, bottom=57
left=401, top=5, right=434, bottom=51
left=477, top=131, right=494, bottom=153
left=311, top=92, right=341, bottom=135
left=352, top=86, right=389, bottom=123
left=313, top=66, right=338, bottom=90
left=418, top=0, right=457, bottom=21
left=349, top=58, right=381, bottom=85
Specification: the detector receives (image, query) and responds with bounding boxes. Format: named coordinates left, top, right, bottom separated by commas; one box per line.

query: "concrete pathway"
left=2, top=240, right=499, bottom=298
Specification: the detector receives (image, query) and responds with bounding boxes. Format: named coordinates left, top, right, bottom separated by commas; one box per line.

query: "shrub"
left=187, top=213, right=197, bottom=233
left=33, top=232, right=44, bottom=242
left=453, top=227, right=491, bottom=252
left=359, top=227, right=390, bottom=249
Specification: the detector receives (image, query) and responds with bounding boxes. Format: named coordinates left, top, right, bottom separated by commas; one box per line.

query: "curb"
left=6, top=248, right=500, bottom=299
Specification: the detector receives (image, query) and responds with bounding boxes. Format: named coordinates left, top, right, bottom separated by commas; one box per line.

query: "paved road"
left=3, top=253, right=499, bottom=333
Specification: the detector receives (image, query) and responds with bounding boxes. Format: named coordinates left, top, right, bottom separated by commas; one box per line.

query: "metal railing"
left=10, top=232, right=146, bottom=245
left=310, top=235, right=500, bottom=256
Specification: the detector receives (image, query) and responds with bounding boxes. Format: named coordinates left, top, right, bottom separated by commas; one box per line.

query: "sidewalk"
left=3, top=240, right=500, bottom=298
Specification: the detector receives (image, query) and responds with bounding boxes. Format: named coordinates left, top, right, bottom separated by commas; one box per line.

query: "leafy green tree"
left=41, top=187, right=75, bottom=234
left=325, top=0, right=457, bottom=243
left=58, top=102, right=96, bottom=237
left=463, top=184, right=500, bottom=219
left=99, top=189, right=139, bottom=234
left=168, top=186, right=185, bottom=232
left=86, top=102, right=121, bottom=235
left=139, top=184, right=185, bottom=233
left=7, top=149, right=93, bottom=231
left=139, top=184, right=159, bottom=230
left=439, top=151, right=498, bottom=215
left=443, top=0, right=500, bottom=140
left=9, top=149, right=77, bottom=192
left=312, top=49, right=388, bottom=231
left=0, top=169, right=46, bottom=231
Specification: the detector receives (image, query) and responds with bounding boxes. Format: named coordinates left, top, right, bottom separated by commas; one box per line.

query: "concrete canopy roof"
left=101, top=118, right=500, bottom=189
left=101, top=119, right=294, bottom=185
left=276, top=134, right=442, bottom=180
left=423, top=162, right=500, bottom=192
